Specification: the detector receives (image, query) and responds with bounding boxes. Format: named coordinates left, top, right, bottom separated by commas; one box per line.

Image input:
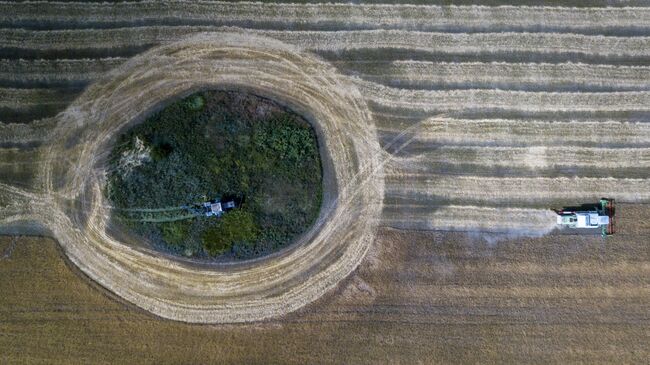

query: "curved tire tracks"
left=36, top=32, right=384, bottom=323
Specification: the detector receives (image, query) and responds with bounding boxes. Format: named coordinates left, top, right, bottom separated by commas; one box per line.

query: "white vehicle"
left=202, top=199, right=236, bottom=217
left=555, top=198, right=615, bottom=237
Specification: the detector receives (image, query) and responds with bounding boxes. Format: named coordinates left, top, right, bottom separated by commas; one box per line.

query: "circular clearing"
left=38, top=32, right=384, bottom=323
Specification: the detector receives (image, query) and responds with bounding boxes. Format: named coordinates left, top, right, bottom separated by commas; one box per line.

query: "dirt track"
left=1, top=2, right=650, bottom=325
left=36, top=32, right=385, bottom=323
left=1, top=32, right=386, bottom=323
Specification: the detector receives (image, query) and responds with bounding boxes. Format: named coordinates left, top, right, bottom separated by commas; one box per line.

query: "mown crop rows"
left=3, top=3, right=650, bottom=232
left=1, top=1, right=650, bottom=322
left=3, top=2, right=648, bottom=33
left=350, top=61, right=650, bottom=91
left=6, top=27, right=650, bottom=56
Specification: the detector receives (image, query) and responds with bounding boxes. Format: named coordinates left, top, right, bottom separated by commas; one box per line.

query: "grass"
left=105, top=90, right=323, bottom=260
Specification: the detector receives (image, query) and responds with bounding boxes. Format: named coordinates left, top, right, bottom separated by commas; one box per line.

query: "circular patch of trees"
left=105, top=90, right=323, bottom=260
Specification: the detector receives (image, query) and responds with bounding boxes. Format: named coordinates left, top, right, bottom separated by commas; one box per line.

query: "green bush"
left=202, top=210, right=259, bottom=256
left=160, top=221, right=190, bottom=245
left=185, top=95, right=205, bottom=111
left=253, top=119, right=317, bottom=163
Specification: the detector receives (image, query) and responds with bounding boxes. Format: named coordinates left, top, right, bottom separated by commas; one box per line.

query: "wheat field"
left=0, top=1, right=649, bottom=363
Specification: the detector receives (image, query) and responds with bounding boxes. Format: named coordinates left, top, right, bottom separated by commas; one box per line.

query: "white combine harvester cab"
left=555, top=198, right=615, bottom=237
left=202, top=199, right=236, bottom=217
left=556, top=212, right=609, bottom=228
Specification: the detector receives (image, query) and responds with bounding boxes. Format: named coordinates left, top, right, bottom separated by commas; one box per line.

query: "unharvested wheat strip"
left=0, top=147, right=41, bottom=189
left=385, top=175, right=650, bottom=203
left=380, top=118, right=650, bottom=147
left=0, top=58, right=126, bottom=84
left=382, top=205, right=558, bottom=233
left=0, top=26, right=215, bottom=50
left=357, top=80, right=650, bottom=112
left=0, top=87, right=74, bottom=109
left=382, top=284, right=650, bottom=299
left=357, top=61, right=650, bottom=90
left=456, top=261, right=650, bottom=275
left=389, top=146, right=650, bottom=170
left=262, top=30, right=650, bottom=57
left=0, top=119, right=54, bottom=145
left=2, top=2, right=649, bottom=32
left=4, top=28, right=650, bottom=58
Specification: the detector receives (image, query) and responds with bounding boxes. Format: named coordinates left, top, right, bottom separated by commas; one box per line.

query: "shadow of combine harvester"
left=553, top=198, right=615, bottom=237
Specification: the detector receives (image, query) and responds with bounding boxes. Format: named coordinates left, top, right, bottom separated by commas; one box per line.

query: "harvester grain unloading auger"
left=554, top=198, right=615, bottom=237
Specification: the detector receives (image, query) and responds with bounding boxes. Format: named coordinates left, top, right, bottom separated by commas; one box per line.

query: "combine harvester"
left=555, top=198, right=615, bottom=237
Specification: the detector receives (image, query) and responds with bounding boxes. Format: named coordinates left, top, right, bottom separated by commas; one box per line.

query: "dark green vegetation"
left=105, top=90, right=322, bottom=259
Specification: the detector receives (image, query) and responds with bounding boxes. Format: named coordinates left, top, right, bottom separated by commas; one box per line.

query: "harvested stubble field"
left=0, top=0, right=649, bottom=363
left=1, top=225, right=649, bottom=364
